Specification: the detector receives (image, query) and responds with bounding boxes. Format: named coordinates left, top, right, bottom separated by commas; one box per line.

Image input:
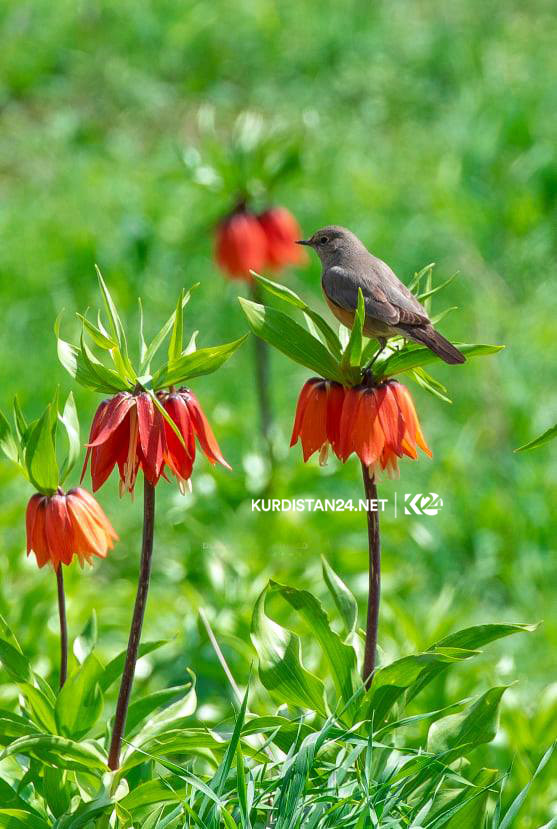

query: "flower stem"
left=56, top=566, right=68, bottom=689
left=361, top=463, right=381, bottom=689
left=250, top=283, right=274, bottom=463
left=108, top=480, right=156, bottom=770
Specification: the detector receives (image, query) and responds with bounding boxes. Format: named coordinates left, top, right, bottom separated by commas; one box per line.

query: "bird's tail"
left=406, top=326, right=466, bottom=365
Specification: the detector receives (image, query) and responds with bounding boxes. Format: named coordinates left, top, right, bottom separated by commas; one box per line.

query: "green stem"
left=361, top=463, right=381, bottom=689
left=108, top=481, right=156, bottom=770
left=56, top=566, right=68, bottom=689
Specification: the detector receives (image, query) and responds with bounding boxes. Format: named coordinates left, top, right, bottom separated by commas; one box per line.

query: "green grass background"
left=1, top=0, right=557, bottom=821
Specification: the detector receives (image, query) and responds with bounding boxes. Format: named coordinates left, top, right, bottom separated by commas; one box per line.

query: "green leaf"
left=340, top=288, right=364, bottom=371
left=239, top=298, right=344, bottom=382
left=253, top=273, right=342, bottom=359
left=0, top=810, right=51, bottom=829
left=138, top=297, right=148, bottom=365
left=0, top=616, right=32, bottom=683
left=0, top=712, right=40, bottom=746
left=43, top=766, right=71, bottom=819
left=321, top=556, right=358, bottom=636
left=80, top=333, right=130, bottom=392
left=0, top=410, right=18, bottom=464
left=0, top=734, right=107, bottom=772
left=120, top=778, right=189, bottom=812
left=168, top=289, right=184, bottom=363
left=250, top=584, right=326, bottom=716
left=410, top=367, right=452, bottom=404
left=73, top=610, right=98, bottom=663
left=96, top=266, right=126, bottom=351
left=498, top=742, right=556, bottom=829
left=516, top=423, right=557, bottom=452
left=433, top=621, right=539, bottom=651
left=269, top=580, right=357, bottom=712
left=152, top=336, right=248, bottom=389
left=58, top=392, right=80, bottom=484
left=123, top=682, right=194, bottom=738
left=377, top=343, right=505, bottom=378
left=24, top=404, right=58, bottom=494
left=418, top=271, right=458, bottom=302
left=76, top=314, right=117, bottom=349
left=101, top=640, right=169, bottom=691
left=440, top=768, right=499, bottom=829
left=18, top=683, right=57, bottom=732
left=55, top=653, right=104, bottom=739
left=362, top=649, right=478, bottom=723
left=427, top=686, right=508, bottom=759
left=200, top=686, right=250, bottom=821
left=141, top=285, right=198, bottom=371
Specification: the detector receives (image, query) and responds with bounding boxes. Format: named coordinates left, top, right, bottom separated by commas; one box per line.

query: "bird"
left=297, top=225, right=465, bottom=365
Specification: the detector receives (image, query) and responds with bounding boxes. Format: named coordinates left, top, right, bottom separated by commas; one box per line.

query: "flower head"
left=26, top=487, right=117, bottom=569
left=291, top=378, right=431, bottom=478
left=215, top=210, right=267, bottom=280
left=83, top=391, right=166, bottom=495
left=159, top=388, right=231, bottom=494
left=258, top=207, right=307, bottom=269
left=290, top=378, right=345, bottom=465
left=338, top=380, right=432, bottom=478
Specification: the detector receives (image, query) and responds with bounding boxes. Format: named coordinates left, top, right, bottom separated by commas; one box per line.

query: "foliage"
left=1, top=0, right=557, bottom=824
left=0, top=566, right=551, bottom=826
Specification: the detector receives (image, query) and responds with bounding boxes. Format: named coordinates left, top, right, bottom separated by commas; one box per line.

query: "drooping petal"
left=25, top=494, right=42, bottom=555
left=290, top=378, right=321, bottom=447
left=297, top=382, right=329, bottom=461
left=392, top=382, right=432, bottom=457
left=69, top=488, right=118, bottom=543
left=352, top=390, right=385, bottom=467
left=258, top=207, right=307, bottom=269
left=136, top=393, right=166, bottom=484
left=86, top=393, right=134, bottom=448
left=376, top=384, right=405, bottom=457
left=66, top=493, right=110, bottom=559
left=161, top=394, right=195, bottom=483
left=81, top=399, right=109, bottom=483
left=90, top=416, right=130, bottom=492
left=29, top=497, right=50, bottom=568
left=45, top=494, right=74, bottom=568
left=338, top=386, right=363, bottom=461
left=326, top=382, right=345, bottom=457
left=186, top=391, right=231, bottom=469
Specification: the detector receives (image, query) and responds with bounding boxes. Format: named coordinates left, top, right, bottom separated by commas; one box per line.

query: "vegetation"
left=1, top=0, right=557, bottom=824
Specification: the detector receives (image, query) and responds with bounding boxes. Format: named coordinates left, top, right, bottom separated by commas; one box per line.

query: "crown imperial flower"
left=215, top=211, right=267, bottom=280
left=258, top=207, right=306, bottom=269
left=25, top=487, right=117, bottom=569
left=159, top=388, right=230, bottom=494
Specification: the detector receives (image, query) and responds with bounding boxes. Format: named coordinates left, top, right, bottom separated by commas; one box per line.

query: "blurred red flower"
left=258, top=207, right=307, bottom=269
left=82, top=392, right=166, bottom=495
left=338, top=380, right=432, bottom=477
left=214, top=211, right=267, bottom=280
left=290, top=378, right=345, bottom=464
left=158, top=388, right=231, bottom=494
left=26, top=487, right=117, bottom=569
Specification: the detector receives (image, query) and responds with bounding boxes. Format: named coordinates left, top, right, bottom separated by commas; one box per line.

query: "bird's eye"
left=319, top=235, right=329, bottom=244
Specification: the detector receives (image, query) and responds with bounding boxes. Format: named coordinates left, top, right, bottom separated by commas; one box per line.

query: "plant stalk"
left=108, top=480, right=156, bottom=770
left=56, top=566, right=68, bottom=688
left=361, top=463, right=381, bottom=689
left=250, top=282, right=274, bottom=464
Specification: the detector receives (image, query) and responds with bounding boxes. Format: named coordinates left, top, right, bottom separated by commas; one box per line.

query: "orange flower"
left=82, top=392, right=166, bottom=495
left=290, top=378, right=345, bottom=464
left=158, top=388, right=231, bottom=493
left=214, top=211, right=267, bottom=280
left=339, top=380, right=432, bottom=478
left=25, top=487, right=117, bottom=569
left=258, top=207, right=307, bottom=269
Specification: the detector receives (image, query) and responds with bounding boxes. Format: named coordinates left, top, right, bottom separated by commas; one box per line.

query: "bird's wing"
left=323, top=265, right=429, bottom=328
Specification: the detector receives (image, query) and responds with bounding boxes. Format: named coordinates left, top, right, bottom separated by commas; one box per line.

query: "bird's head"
left=296, top=225, right=361, bottom=267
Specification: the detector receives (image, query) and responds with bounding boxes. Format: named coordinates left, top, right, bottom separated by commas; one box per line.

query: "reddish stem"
left=361, top=463, right=381, bottom=689
left=56, top=566, right=68, bottom=689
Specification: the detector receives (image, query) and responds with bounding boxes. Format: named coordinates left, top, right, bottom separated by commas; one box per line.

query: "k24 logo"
left=404, top=493, right=444, bottom=516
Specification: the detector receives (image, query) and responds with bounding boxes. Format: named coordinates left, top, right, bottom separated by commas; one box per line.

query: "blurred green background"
left=1, top=0, right=557, bottom=821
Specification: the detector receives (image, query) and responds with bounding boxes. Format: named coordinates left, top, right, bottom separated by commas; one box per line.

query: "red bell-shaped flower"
left=26, top=487, right=117, bottom=569
left=258, top=207, right=307, bottom=269
left=214, top=211, right=267, bottom=280
left=290, top=378, right=345, bottom=464
left=159, top=388, right=231, bottom=493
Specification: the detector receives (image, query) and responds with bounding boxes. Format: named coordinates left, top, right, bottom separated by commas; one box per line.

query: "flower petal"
left=45, top=495, right=74, bottom=567
left=87, top=394, right=134, bottom=448
left=137, top=393, right=166, bottom=484
left=186, top=391, right=231, bottom=469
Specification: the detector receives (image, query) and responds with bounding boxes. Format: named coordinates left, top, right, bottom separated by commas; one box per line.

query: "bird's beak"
left=296, top=239, right=311, bottom=246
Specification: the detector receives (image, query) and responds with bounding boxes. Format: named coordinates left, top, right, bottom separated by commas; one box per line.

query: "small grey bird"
left=297, top=225, right=465, bottom=365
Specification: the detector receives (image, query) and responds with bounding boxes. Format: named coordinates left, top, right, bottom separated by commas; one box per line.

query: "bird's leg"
left=363, top=338, right=387, bottom=379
